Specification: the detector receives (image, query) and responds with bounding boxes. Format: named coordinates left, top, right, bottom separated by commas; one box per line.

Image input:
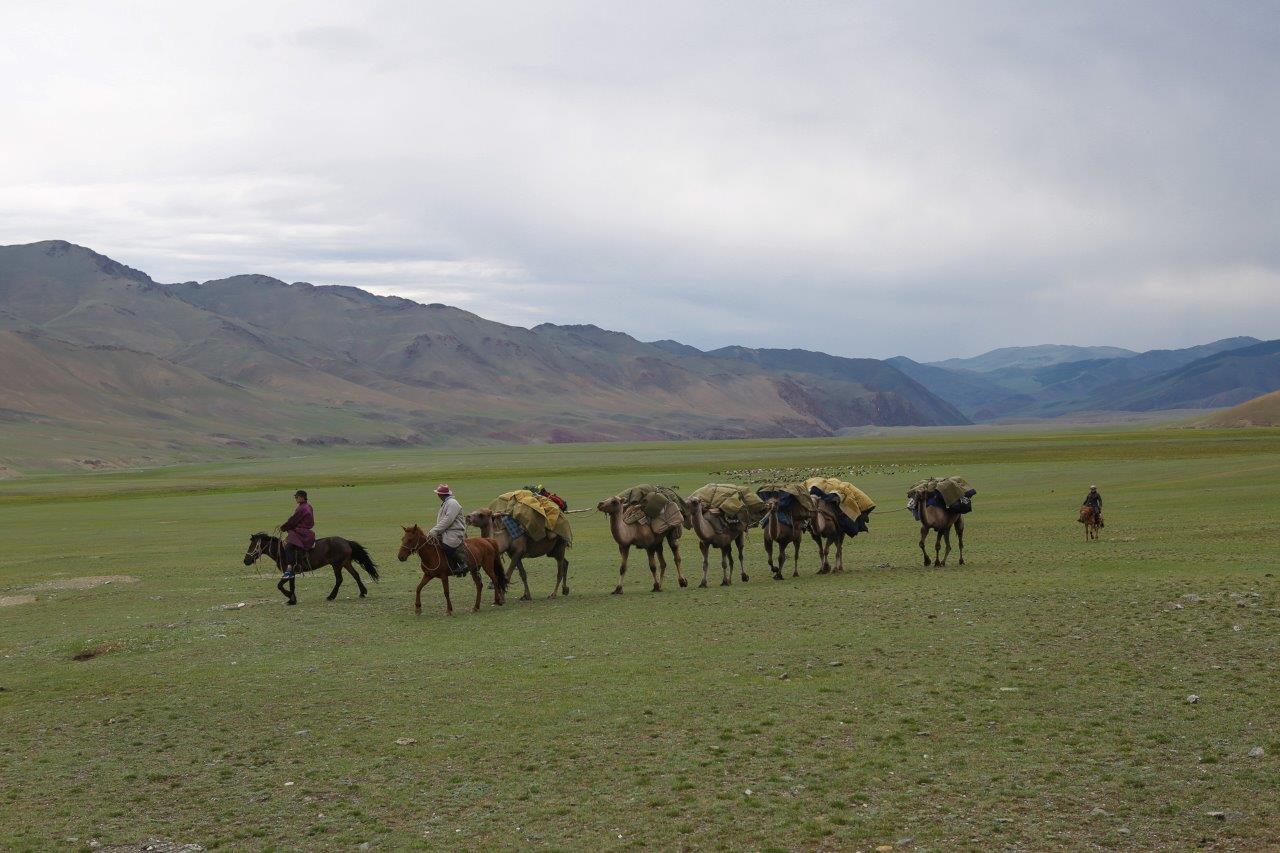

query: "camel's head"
left=465, top=508, right=492, bottom=529
left=597, top=496, right=622, bottom=514
left=397, top=524, right=424, bottom=562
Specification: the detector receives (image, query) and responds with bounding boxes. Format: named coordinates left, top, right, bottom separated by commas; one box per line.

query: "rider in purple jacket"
left=280, top=490, right=315, bottom=578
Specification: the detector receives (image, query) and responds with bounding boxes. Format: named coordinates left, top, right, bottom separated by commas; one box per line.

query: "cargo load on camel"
left=688, top=483, right=769, bottom=533
left=615, top=484, right=691, bottom=536
left=487, top=489, right=574, bottom=545
left=755, top=482, right=816, bottom=529
left=804, top=476, right=875, bottom=536
left=907, top=476, right=976, bottom=520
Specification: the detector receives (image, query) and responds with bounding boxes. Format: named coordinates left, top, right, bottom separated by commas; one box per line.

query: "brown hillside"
left=1198, top=389, right=1280, bottom=427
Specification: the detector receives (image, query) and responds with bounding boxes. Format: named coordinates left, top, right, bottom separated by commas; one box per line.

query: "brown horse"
left=466, top=508, right=570, bottom=600
left=908, top=492, right=966, bottom=567
left=761, top=498, right=806, bottom=579
left=1078, top=505, right=1102, bottom=540
left=397, top=525, right=506, bottom=615
left=243, top=532, right=379, bottom=605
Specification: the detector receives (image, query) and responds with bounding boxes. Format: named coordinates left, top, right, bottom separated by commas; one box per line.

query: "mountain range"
left=0, top=240, right=1275, bottom=472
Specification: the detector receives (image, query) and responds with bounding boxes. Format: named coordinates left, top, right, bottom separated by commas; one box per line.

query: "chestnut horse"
left=243, top=532, right=379, bottom=605
left=1078, top=505, right=1102, bottom=540
left=397, top=525, right=507, bottom=615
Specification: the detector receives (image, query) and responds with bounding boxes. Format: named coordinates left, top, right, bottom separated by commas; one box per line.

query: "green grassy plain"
left=2, top=427, right=1278, bottom=851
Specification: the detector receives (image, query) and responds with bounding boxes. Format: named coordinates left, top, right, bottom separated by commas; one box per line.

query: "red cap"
left=435, top=484, right=452, bottom=496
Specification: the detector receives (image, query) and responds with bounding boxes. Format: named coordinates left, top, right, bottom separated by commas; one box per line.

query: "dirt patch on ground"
left=0, top=594, right=37, bottom=608
left=30, top=575, right=138, bottom=592
left=72, top=642, right=119, bottom=661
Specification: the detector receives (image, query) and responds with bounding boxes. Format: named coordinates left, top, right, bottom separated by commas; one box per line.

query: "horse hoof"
left=958, top=559, right=966, bottom=565
left=698, top=580, right=707, bottom=589
left=612, top=587, right=623, bottom=595
left=678, top=578, right=688, bottom=588
left=720, top=579, right=730, bottom=587
left=287, top=599, right=297, bottom=606
left=521, top=594, right=533, bottom=602
left=326, top=596, right=336, bottom=602
left=360, top=592, right=367, bottom=598
left=652, top=584, right=661, bottom=592
left=772, top=573, right=783, bottom=581
left=741, top=574, right=749, bottom=583
left=563, top=588, right=569, bottom=596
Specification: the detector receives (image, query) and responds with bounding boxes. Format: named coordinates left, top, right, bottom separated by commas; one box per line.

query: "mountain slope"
left=931, top=344, right=1138, bottom=373
left=1198, top=389, right=1280, bottom=427
left=0, top=240, right=968, bottom=468
left=1087, top=339, right=1280, bottom=411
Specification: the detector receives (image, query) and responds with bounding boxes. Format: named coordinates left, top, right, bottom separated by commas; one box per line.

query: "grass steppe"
left=1, top=428, right=1278, bottom=851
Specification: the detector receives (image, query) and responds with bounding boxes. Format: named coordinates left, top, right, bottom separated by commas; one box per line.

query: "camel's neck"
left=691, top=505, right=718, bottom=539
left=607, top=508, right=633, bottom=544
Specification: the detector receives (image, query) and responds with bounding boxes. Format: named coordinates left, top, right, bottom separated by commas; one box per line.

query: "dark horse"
left=243, top=532, right=380, bottom=605
left=397, top=525, right=507, bottom=616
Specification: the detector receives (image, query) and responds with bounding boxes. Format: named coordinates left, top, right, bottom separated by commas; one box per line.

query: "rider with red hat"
left=428, top=484, right=469, bottom=576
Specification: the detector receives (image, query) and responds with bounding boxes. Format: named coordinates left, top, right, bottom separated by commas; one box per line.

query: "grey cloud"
left=0, top=0, right=1276, bottom=359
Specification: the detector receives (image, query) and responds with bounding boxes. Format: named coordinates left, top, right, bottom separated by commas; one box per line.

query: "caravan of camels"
left=248, top=474, right=992, bottom=614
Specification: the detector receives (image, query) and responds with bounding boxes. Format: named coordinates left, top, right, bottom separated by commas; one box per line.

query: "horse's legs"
left=737, top=534, right=747, bottom=582
left=347, top=560, right=369, bottom=597
left=698, top=541, right=711, bottom=588
left=920, top=525, right=931, bottom=567
left=669, top=536, right=688, bottom=588
left=612, top=544, right=629, bottom=595
left=441, top=574, right=454, bottom=616
left=414, top=573, right=430, bottom=615
left=288, top=575, right=297, bottom=605
left=276, top=575, right=292, bottom=602
left=471, top=570, right=483, bottom=612
left=327, top=565, right=343, bottom=601
left=955, top=518, right=965, bottom=564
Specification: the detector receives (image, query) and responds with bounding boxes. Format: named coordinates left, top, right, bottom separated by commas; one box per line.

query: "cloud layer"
left=2, top=1, right=1277, bottom=359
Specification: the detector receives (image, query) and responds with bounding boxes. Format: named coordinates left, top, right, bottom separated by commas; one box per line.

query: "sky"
left=2, top=1, right=1278, bottom=360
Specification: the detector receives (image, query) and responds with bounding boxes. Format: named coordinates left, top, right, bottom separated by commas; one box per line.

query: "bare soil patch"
left=0, top=594, right=37, bottom=607
left=30, top=575, right=138, bottom=592
left=72, top=642, right=119, bottom=661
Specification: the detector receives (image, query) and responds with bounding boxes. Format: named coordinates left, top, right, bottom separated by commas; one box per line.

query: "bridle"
left=244, top=534, right=280, bottom=566
left=400, top=528, right=443, bottom=571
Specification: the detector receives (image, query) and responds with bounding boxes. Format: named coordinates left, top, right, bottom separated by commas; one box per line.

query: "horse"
left=243, top=532, right=379, bottom=605
left=908, top=491, right=965, bottom=567
left=397, top=525, right=507, bottom=615
left=1078, top=505, right=1102, bottom=540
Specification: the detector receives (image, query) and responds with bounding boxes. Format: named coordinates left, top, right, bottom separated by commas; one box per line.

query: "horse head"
left=243, top=532, right=273, bottom=566
left=397, top=525, right=424, bottom=562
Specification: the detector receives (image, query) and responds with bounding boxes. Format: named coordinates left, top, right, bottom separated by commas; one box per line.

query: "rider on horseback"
left=428, top=484, right=470, bottom=576
left=280, top=489, right=315, bottom=578
left=1083, top=485, right=1103, bottom=525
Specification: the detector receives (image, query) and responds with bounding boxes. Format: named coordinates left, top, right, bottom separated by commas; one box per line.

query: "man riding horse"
left=280, top=489, right=315, bottom=578
left=428, top=483, right=470, bottom=576
left=1083, top=485, right=1103, bottom=525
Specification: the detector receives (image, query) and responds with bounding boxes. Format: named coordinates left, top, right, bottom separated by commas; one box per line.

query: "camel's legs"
left=956, top=518, right=965, bottom=564
left=328, top=565, right=343, bottom=600
left=817, top=536, right=831, bottom=574
left=513, top=557, right=532, bottom=601
left=791, top=538, right=800, bottom=577
left=721, top=545, right=732, bottom=586
left=612, top=544, right=630, bottom=595
left=655, top=544, right=668, bottom=588
left=647, top=548, right=661, bottom=592
left=919, top=526, right=931, bottom=567
left=765, top=538, right=777, bottom=576
left=415, top=573, right=430, bottom=615
left=669, top=536, right=688, bottom=588
left=698, top=541, right=711, bottom=588
left=834, top=534, right=844, bottom=573
left=736, top=533, right=748, bottom=582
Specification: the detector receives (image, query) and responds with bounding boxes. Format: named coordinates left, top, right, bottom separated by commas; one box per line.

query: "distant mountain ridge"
left=0, top=240, right=966, bottom=469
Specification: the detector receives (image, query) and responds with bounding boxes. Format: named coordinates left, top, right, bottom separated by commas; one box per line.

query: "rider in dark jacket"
left=280, top=490, right=315, bottom=578
left=1083, top=485, right=1103, bottom=523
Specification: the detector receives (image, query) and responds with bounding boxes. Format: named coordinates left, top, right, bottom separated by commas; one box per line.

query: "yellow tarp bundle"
left=689, top=483, right=769, bottom=526
left=488, top=489, right=573, bottom=544
left=804, top=476, right=876, bottom=518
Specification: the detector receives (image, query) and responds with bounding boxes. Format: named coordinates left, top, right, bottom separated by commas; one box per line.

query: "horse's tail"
left=485, top=537, right=508, bottom=593
left=348, top=540, right=380, bottom=581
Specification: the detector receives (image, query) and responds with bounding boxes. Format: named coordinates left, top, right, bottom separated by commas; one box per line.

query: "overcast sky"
left=2, top=1, right=1277, bottom=360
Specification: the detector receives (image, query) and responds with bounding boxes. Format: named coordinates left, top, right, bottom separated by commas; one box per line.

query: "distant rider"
left=1082, top=485, right=1103, bottom=525
left=428, top=484, right=469, bottom=576
left=280, top=489, right=315, bottom=578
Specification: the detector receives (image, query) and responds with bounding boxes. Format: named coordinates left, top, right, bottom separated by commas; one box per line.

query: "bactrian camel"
left=687, top=497, right=748, bottom=587
left=760, top=497, right=805, bottom=580
left=808, top=500, right=852, bottom=574
left=596, top=496, right=687, bottom=594
left=466, top=508, right=570, bottom=600
left=911, top=491, right=966, bottom=566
